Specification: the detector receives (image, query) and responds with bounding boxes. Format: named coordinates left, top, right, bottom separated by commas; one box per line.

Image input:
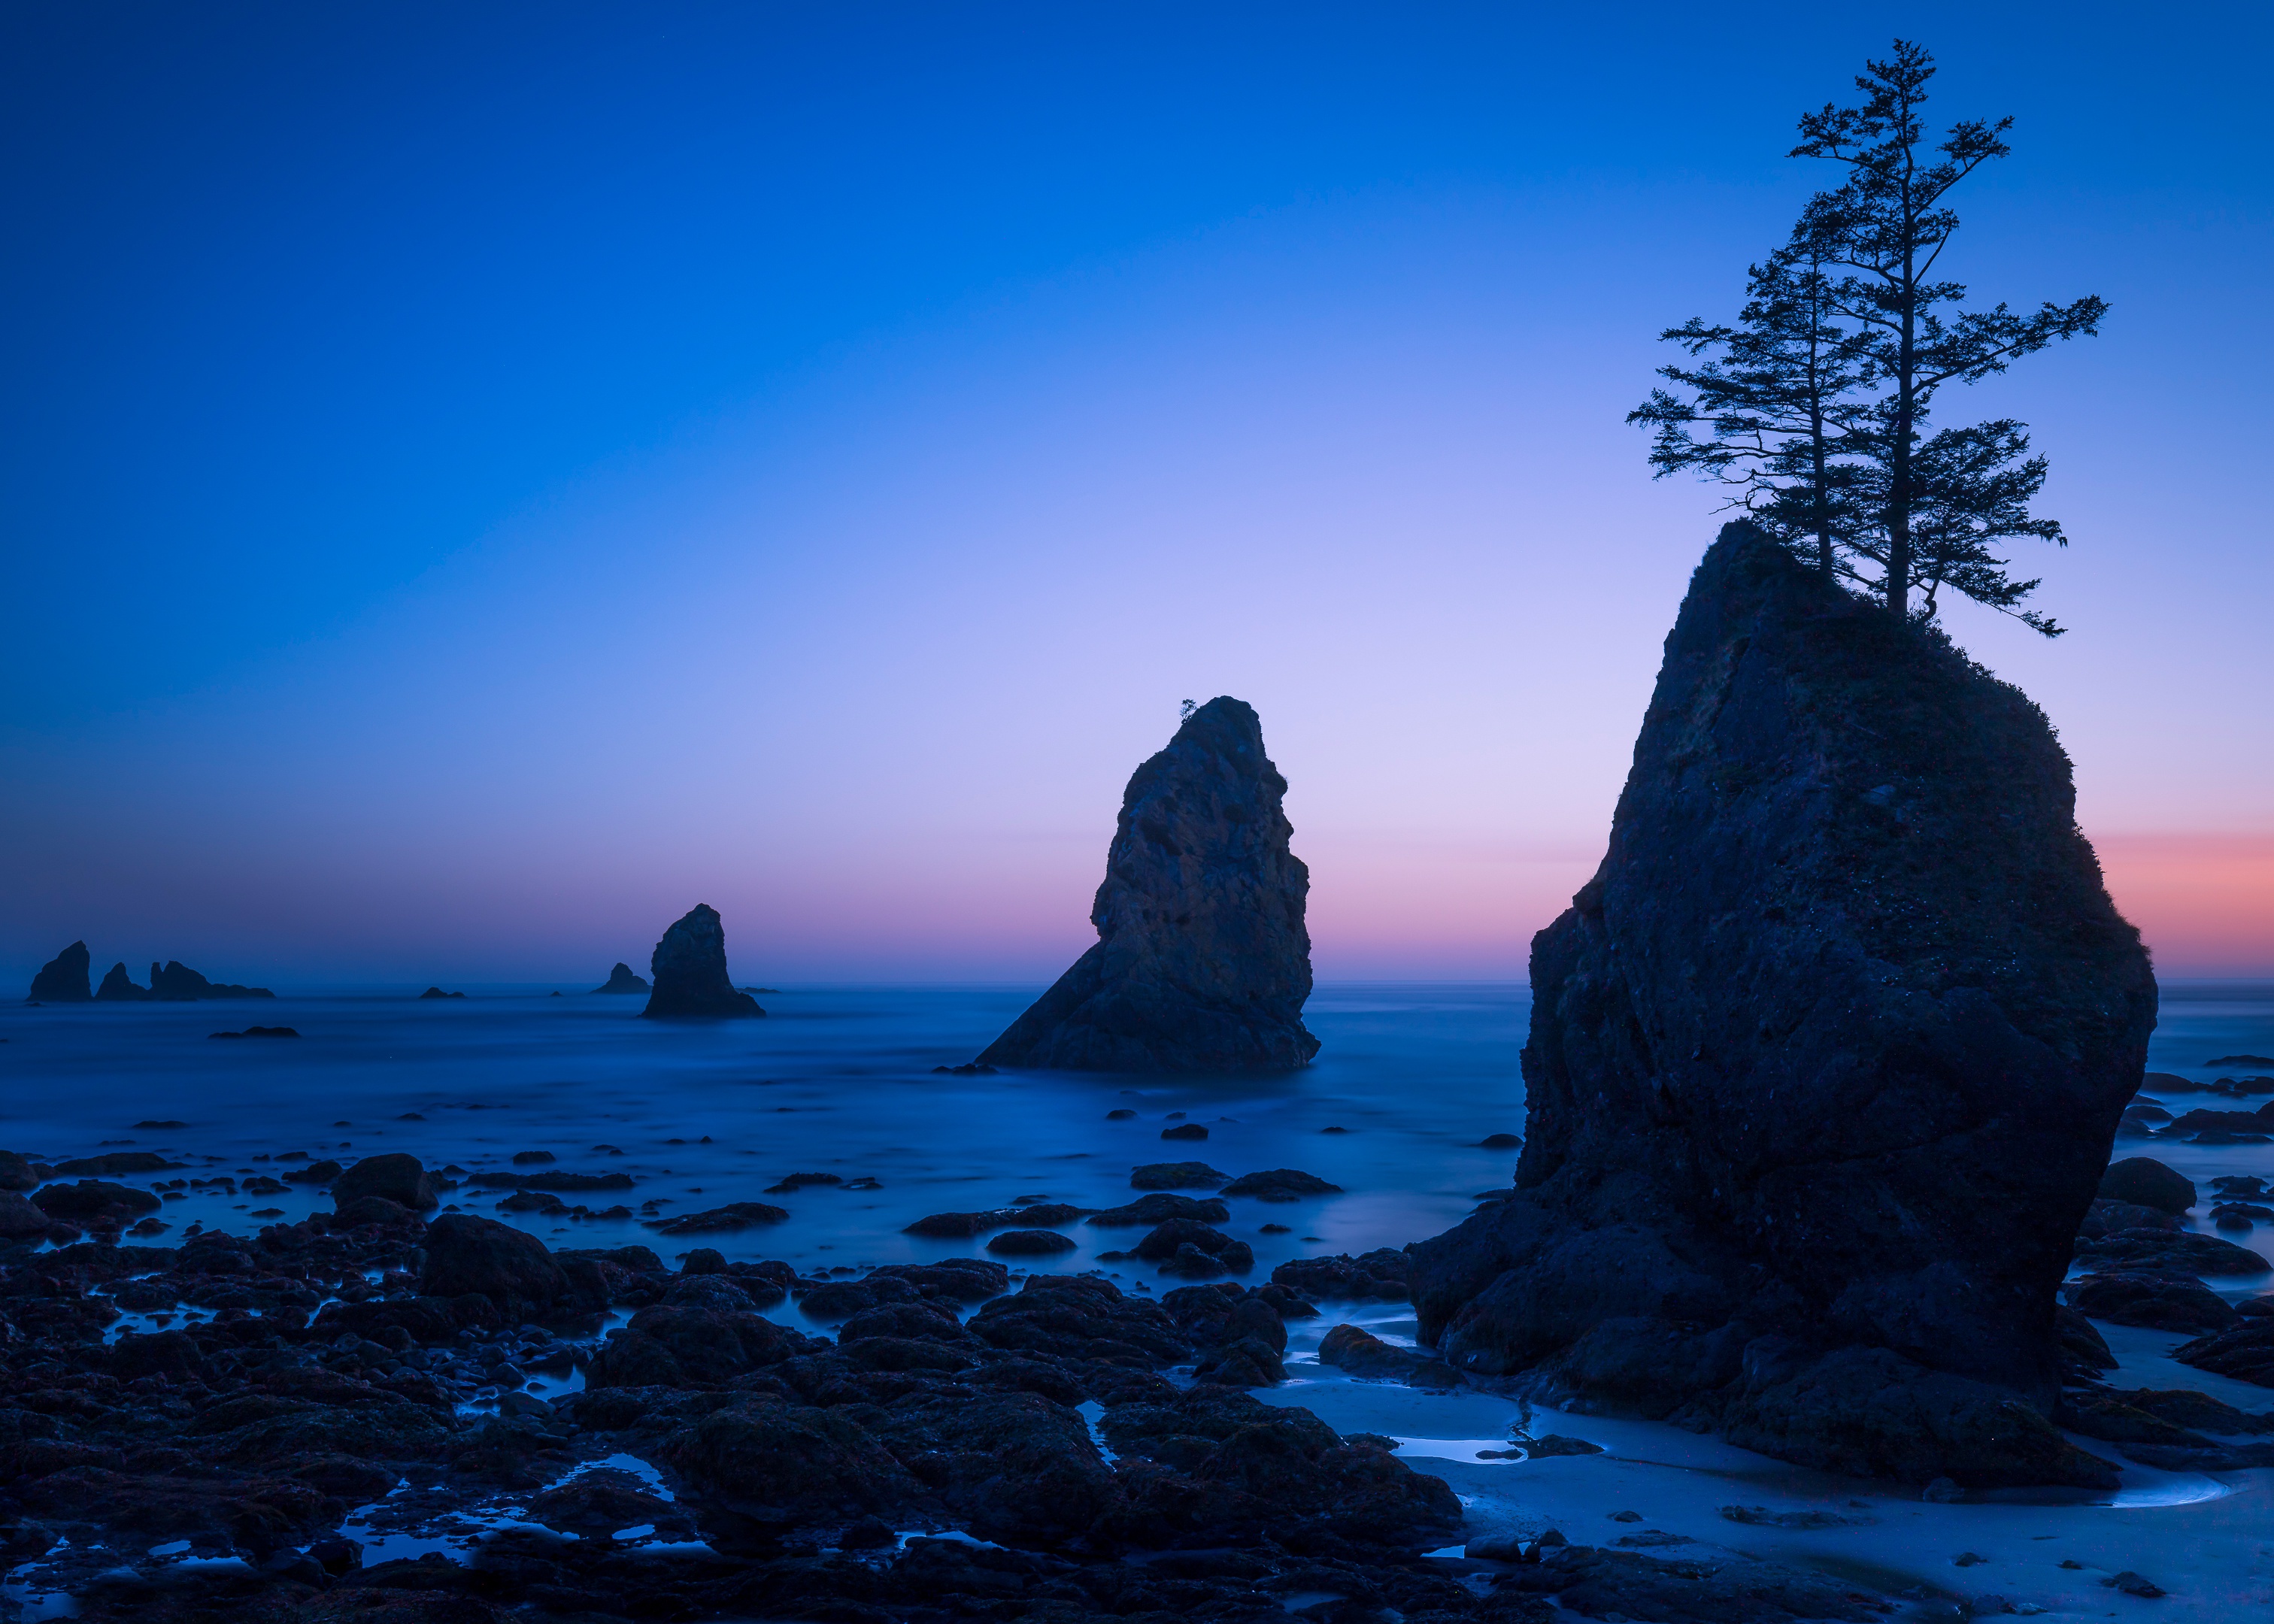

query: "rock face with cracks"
left=641, top=904, right=764, bottom=1019
left=1408, top=523, right=2157, bottom=1489
left=978, top=696, right=1317, bottom=1072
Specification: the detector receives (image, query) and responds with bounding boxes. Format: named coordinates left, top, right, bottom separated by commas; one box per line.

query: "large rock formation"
left=28, top=942, right=92, bottom=1002
left=147, top=961, right=274, bottom=1000
left=593, top=962, right=650, bottom=995
left=94, top=962, right=149, bottom=1001
left=641, top=905, right=764, bottom=1019
left=978, top=697, right=1317, bottom=1072
left=1408, top=523, right=2156, bottom=1489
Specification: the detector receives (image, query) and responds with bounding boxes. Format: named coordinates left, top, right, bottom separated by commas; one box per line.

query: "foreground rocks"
left=978, top=696, right=1320, bottom=1072
left=640, top=904, right=764, bottom=1019
left=1409, top=524, right=2157, bottom=1489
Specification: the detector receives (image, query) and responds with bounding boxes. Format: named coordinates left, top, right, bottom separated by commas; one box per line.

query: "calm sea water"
left=3, top=980, right=2269, bottom=1284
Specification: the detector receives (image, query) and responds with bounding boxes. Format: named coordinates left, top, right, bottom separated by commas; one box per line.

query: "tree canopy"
left=1633, top=41, right=2105, bottom=637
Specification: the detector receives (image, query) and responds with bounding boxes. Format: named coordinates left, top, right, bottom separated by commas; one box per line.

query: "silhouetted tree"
left=1793, top=40, right=2104, bottom=632
left=1630, top=236, right=1872, bottom=579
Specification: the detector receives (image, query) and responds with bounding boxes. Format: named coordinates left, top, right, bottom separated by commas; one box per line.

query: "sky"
left=3, top=2, right=2269, bottom=987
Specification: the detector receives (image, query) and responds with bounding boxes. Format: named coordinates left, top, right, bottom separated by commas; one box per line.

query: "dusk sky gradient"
left=4, top=2, right=2269, bottom=986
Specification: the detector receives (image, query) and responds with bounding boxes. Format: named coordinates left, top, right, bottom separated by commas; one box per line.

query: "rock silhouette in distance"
left=28, top=942, right=92, bottom=1002
left=593, top=962, right=650, bottom=995
left=641, top=905, right=764, bottom=1019
left=95, top=962, right=150, bottom=1001
left=978, top=697, right=1317, bottom=1072
left=1408, top=523, right=2156, bottom=1489
left=147, top=961, right=274, bottom=1000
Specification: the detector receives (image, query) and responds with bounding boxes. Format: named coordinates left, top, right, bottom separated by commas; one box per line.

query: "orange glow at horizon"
left=2094, top=832, right=2274, bottom=977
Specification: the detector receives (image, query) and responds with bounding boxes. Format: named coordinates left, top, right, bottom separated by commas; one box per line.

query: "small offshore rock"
left=593, top=962, right=650, bottom=994
left=332, top=1153, right=439, bottom=1212
left=1160, top=1123, right=1210, bottom=1141
left=417, top=986, right=466, bottom=999
left=984, top=1229, right=1078, bottom=1256
left=646, top=1201, right=790, bottom=1235
left=1218, top=1168, right=1342, bottom=1201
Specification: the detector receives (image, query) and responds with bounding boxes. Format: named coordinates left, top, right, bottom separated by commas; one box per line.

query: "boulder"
left=2066, top=1273, right=2239, bottom=1335
left=1408, top=524, right=2156, bottom=1489
left=1129, top=1161, right=1228, bottom=1190
left=1219, top=1168, right=1343, bottom=1201
left=420, top=1213, right=568, bottom=1307
left=0, top=1150, right=38, bottom=1192
left=332, top=1153, right=439, bottom=1213
left=593, top=962, right=650, bottom=995
left=975, top=697, right=1319, bottom=1072
left=28, top=941, right=92, bottom=1001
left=2100, top=1157, right=2196, bottom=1216
left=94, top=962, right=150, bottom=1001
left=641, top=904, right=765, bottom=1018
left=644, top=1201, right=788, bottom=1235
left=0, top=1191, right=51, bottom=1238
left=32, top=1180, right=162, bottom=1221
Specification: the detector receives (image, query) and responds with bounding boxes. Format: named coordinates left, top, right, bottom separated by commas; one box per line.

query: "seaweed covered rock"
left=1408, top=523, right=2156, bottom=1489
left=28, top=941, right=92, bottom=1001
left=977, top=697, right=1317, bottom=1072
left=641, top=904, right=764, bottom=1019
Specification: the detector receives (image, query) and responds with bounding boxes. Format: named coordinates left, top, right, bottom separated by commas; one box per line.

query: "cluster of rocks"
left=25, top=943, right=275, bottom=1002
left=10, top=1146, right=1810, bottom=1624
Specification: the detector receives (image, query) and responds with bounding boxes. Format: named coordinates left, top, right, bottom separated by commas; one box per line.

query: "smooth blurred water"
left=0, top=983, right=1528, bottom=1283
left=2, top=979, right=2267, bottom=1289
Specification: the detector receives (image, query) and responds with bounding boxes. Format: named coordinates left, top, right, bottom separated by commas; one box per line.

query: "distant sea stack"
left=1408, top=523, right=2155, bottom=1489
left=96, top=963, right=150, bottom=1001
left=641, top=905, right=764, bottom=1019
left=147, top=961, right=274, bottom=1000
left=593, top=962, right=650, bottom=995
left=978, top=696, right=1318, bottom=1073
left=27, top=942, right=92, bottom=1002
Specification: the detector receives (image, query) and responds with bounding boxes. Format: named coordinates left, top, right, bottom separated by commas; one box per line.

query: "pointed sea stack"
left=593, top=962, right=650, bottom=995
left=28, top=942, right=92, bottom=1002
left=1408, top=523, right=2155, bottom=1489
left=95, top=962, right=150, bottom=1001
left=641, top=905, right=763, bottom=1018
left=978, top=696, right=1317, bottom=1072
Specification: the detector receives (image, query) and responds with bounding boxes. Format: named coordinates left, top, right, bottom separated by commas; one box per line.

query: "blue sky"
left=5, top=2, right=2269, bottom=983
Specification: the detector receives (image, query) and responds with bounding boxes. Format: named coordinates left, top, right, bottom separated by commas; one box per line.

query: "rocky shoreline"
left=5, top=1129, right=2264, bottom=1624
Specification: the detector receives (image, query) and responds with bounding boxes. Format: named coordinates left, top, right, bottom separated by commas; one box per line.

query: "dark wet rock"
left=1219, top=1168, right=1343, bottom=1201
left=52, top=1151, right=177, bottom=1176
left=641, top=904, right=763, bottom=1018
left=511, top=1149, right=555, bottom=1165
left=1317, top=1323, right=1461, bottom=1387
left=2066, top=1272, right=2239, bottom=1334
left=0, top=1148, right=38, bottom=1191
left=28, top=941, right=92, bottom=1002
left=2175, top=1316, right=2274, bottom=1387
left=526, top=1467, right=694, bottom=1540
left=2057, top=1305, right=2118, bottom=1374
left=863, top=1257, right=1010, bottom=1302
left=420, top=1213, right=568, bottom=1309
left=335, top=1195, right=426, bottom=1229
left=332, top=1153, right=438, bottom=1213
left=644, top=1201, right=788, bottom=1235
left=1160, top=1123, right=1210, bottom=1143
left=976, top=697, right=1319, bottom=1073
left=148, top=960, right=274, bottom=999
left=1133, top=1220, right=1254, bottom=1278
left=838, top=1299, right=973, bottom=1344
left=592, top=962, right=650, bottom=994
left=0, top=1190, right=50, bottom=1238
left=2076, top=1197, right=2180, bottom=1238
left=984, top=1229, right=1078, bottom=1256
left=1087, top=1192, right=1231, bottom=1226
left=2072, top=1227, right=2270, bottom=1277
left=868, top=1389, right=1120, bottom=1547
left=1407, top=525, right=2156, bottom=1490
left=1097, top=1386, right=1460, bottom=1553
left=31, top=1180, right=162, bottom=1221
left=764, top=1171, right=844, bottom=1193
left=2100, top=1156, right=2195, bottom=1215
left=1272, top=1249, right=1412, bottom=1302
left=281, top=1159, right=343, bottom=1183
left=1129, top=1160, right=1228, bottom=1190
left=1106, top=1107, right=1137, bottom=1119
left=968, top=1273, right=1191, bottom=1365
left=1496, top=1541, right=1890, bottom=1622
left=94, top=961, right=150, bottom=1000
left=658, top=1399, right=926, bottom=1544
